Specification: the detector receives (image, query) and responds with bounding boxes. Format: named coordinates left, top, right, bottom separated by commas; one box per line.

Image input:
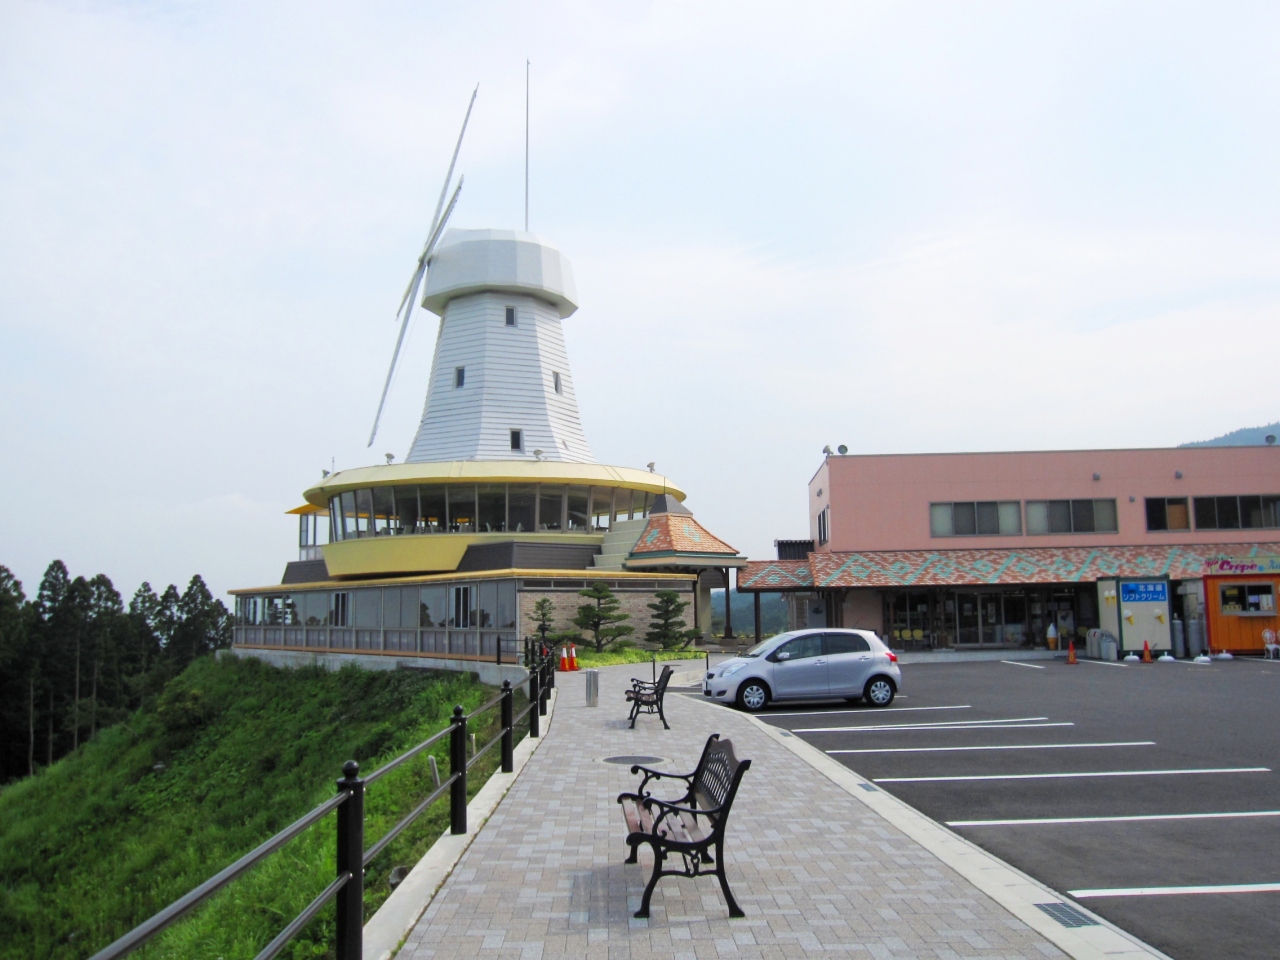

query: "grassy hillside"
left=0, top=655, right=524, bottom=960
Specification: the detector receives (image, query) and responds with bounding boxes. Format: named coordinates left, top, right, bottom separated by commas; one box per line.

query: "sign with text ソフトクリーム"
left=1120, top=581, right=1168, bottom=603
left=1202, top=556, right=1280, bottom=576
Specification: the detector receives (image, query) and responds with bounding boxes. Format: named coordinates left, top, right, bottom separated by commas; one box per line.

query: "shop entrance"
left=882, top=585, right=1099, bottom=649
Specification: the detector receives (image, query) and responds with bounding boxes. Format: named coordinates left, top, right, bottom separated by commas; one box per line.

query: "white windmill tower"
left=368, top=89, right=595, bottom=465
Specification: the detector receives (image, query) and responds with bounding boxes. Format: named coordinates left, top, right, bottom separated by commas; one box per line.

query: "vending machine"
left=1097, top=577, right=1173, bottom=655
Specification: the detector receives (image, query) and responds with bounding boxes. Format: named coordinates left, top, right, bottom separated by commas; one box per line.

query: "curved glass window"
left=591, top=487, right=613, bottom=531
left=325, top=483, right=657, bottom=539
left=420, top=486, right=445, bottom=533
left=539, top=486, right=564, bottom=531
left=508, top=485, right=536, bottom=533
left=567, top=486, right=590, bottom=531
left=478, top=484, right=506, bottom=533
left=447, top=485, right=476, bottom=533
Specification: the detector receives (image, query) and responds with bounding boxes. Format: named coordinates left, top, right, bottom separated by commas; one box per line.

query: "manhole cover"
left=602, top=755, right=666, bottom=765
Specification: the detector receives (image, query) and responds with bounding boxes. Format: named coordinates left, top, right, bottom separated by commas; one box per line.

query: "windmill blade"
left=429, top=84, right=477, bottom=242
left=395, top=85, right=478, bottom=320
left=367, top=177, right=465, bottom=447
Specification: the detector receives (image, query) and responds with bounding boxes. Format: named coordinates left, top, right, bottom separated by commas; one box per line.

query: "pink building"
left=740, top=445, right=1280, bottom=652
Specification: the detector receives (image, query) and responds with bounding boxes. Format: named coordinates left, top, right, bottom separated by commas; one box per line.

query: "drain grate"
left=1035, top=902, right=1099, bottom=928
left=602, top=755, right=665, bottom=765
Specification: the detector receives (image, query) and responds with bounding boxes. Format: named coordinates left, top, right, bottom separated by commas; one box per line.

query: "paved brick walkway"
left=400, top=663, right=1063, bottom=959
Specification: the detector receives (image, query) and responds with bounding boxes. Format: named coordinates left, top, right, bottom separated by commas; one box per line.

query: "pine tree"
left=528, top=597, right=556, bottom=643
left=645, top=590, right=700, bottom=650
left=571, top=581, right=634, bottom=653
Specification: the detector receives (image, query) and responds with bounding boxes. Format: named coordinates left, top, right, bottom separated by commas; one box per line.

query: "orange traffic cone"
left=1067, top=640, right=1077, bottom=665
left=570, top=644, right=579, bottom=671
left=1142, top=640, right=1153, bottom=664
left=560, top=646, right=570, bottom=671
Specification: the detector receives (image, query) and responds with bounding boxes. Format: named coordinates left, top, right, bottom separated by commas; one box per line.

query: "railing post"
left=496, top=635, right=502, bottom=665
left=335, top=760, right=364, bottom=960
left=538, top=657, right=549, bottom=717
left=547, top=650, right=556, bottom=690
left=529, top=667, right=540, bottom=738
left=500, top=679, right=514, bottom=773
left=449, top=705, right=467, bottom=835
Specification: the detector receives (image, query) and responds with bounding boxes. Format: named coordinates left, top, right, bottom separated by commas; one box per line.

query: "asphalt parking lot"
left=697, top=656, right=1280, bottom=960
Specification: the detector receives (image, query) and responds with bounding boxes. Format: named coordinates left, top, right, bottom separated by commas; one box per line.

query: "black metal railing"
left=88, top=648, right=559, bottom=960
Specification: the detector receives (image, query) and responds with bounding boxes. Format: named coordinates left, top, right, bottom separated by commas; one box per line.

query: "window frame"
left=930, top=501, right=1023, bottom=538
left=1218, top=581, right=1276, bottom=617
left=1025, top=498, right=1118, bottom=535
left=510, top=429, right=523, bottom=452
left=504, top=306, right=516, bottom=326
left=454, top=366, right=465, bottom=388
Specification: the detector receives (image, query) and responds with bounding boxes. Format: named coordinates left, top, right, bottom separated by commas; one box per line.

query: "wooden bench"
left=625, top=664, right=673, bottom=729
left=616, top=734, right=752, bottom=918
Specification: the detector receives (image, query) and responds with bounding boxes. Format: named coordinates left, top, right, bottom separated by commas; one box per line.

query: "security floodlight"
left=533, top=449, right=544, bottom=461
left=322, top=470, right=330, bottom=478
left=647, top=461, right=656, bottom=473
left=385, top=453, right=395, bottom=464
left=1267, top=435, right=1276, bottom=445
left=822, top=445, right=833, bottom=456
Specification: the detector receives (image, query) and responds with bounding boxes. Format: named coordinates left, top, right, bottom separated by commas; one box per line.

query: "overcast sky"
left=3, top=1, right=1279, bottom=603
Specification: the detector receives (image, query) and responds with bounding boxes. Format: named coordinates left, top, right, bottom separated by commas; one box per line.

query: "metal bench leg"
left=629, top=700, right=641, bottom=728
left=624, top=838, right=640, bottom=864
left=635, top=847, right=667, bottom=919
left=658, top=697, right=669, bottom=730
left=714, top=840, right=744, bottom=918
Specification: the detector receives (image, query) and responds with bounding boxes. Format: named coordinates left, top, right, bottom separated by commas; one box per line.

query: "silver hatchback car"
left=703, top=628, right=902, bottom=711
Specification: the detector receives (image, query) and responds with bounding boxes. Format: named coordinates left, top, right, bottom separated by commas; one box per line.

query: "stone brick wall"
left=518, top=584, right=695, bottom=647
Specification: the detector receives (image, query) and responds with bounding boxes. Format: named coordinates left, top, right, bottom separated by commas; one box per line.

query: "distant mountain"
left=1181, top=422, right=1280, bottom=448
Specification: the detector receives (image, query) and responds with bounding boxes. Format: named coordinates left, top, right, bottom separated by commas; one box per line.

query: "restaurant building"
left=738, top=445, right=1280, bottom=655
left=229, top=229, right=744, bottom=671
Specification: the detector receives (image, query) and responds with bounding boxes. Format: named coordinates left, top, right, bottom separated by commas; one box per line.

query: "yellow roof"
left=303, top=460, right=685, bottom=509
left=286, top=503, right=326, bottom=515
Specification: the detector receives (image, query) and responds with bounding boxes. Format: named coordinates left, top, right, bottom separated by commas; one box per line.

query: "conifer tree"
left=645, top=590, right=700, bottom=650
left=571, top=581, right=634, bottom=653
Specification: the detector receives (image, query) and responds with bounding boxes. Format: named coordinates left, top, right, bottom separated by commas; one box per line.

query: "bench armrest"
left=642, top=795, right=721, bottom=833
left=628, top=764, right=694, bottom=796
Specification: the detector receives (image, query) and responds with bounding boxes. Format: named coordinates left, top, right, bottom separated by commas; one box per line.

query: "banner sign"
left=1120, top=581, right=1168, bottom=603
left=1202, top=556, right=1280, bottom=576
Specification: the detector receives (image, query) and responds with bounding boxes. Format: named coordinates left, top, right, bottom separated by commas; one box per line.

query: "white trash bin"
left=1100, top=634, right=1118, bottom=661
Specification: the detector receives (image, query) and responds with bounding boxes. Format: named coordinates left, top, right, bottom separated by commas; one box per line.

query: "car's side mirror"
left=774, top=651, right=791, bottom=661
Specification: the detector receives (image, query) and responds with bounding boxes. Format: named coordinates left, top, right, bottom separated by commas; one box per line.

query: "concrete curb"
left=362, top=688, right=558, bottom=960
left=690, top=695, right=1175, bottom=960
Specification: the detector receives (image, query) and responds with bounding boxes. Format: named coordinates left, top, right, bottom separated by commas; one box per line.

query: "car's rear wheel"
left=736, top=681, right=770, bottom=712
left=864, top=677, right=895, bottom=708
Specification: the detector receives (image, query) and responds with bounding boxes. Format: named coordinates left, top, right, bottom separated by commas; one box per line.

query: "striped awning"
left=737, top=542, right=1280, bottom=591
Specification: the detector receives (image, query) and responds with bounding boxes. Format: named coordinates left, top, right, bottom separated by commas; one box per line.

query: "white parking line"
left=1070, top=882, right=1280, bottom=898
left=1001, top=660, right=1046, bottom=669
left=875, top=767, right=1270, bottom=784
left=796, top=716, right=1051, bottom=733
left=949, top=810, right=1280, bottom=827
left=831, top=741, right=1154, bottom=755
left=1079, top=659, right=1128, bottom=668
left=766, top=705, right=971, bottom=718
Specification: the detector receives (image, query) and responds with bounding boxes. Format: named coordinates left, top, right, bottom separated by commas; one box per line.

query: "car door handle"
left=857, top=655, right=871, bottom=661
left=814, top=658, right=826, bottom=664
